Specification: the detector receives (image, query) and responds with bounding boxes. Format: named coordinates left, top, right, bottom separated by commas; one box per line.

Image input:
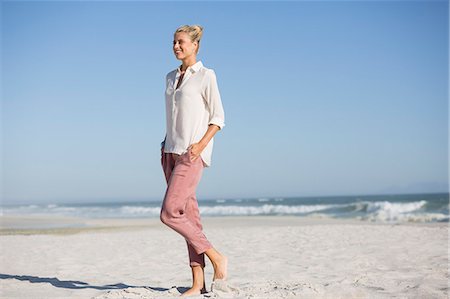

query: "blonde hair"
left=174, top=24, right=203, bottom=54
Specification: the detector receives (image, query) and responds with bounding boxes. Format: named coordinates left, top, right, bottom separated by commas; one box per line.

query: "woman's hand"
left=187, top=125, right=220, bottom=162
left=188, top=142, right=206, bottom=162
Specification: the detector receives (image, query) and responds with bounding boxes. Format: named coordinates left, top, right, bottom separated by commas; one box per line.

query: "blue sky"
left=1, top=0, right=448, bottom=205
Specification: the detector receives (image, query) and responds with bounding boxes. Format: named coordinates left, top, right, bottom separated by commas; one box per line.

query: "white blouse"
left=161, top=60, right=225, bottom=167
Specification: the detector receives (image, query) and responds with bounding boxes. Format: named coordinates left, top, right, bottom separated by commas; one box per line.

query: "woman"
left=159, top=24, right=228, bottom=297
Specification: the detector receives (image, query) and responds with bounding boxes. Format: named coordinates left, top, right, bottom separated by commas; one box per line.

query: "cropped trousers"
left=160, top=148, right=212, bottom=267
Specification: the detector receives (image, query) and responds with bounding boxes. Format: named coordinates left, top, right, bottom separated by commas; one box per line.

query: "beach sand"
left=0, top=215, right=448, bottom=298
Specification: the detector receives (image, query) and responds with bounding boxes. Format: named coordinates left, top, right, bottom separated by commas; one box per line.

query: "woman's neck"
left=180, top=58, right=196, bottom=72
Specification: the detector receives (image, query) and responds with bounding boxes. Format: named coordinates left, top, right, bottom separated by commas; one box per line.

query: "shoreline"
left=1, top=213, right=446, bottom=236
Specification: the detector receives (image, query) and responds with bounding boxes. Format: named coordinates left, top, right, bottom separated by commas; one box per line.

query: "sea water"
left=2, top=193, right=448, bottom=224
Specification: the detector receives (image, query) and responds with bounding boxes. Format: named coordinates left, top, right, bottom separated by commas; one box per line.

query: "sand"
left=0, top=215, right=448, bottom=298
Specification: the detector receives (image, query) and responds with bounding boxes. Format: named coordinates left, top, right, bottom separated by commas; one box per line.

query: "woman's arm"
left=188, top=69, right=225, bottom=162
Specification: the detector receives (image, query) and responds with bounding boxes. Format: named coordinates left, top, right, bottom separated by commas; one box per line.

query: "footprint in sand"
left=210, top=280, right=241, bottom=297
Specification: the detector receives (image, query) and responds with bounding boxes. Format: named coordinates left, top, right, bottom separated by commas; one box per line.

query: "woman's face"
left=173, top=32, right=197, bottom=60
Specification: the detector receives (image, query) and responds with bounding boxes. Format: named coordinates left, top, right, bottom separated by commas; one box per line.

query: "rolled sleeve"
left=203, top=70, right=225, bottom=130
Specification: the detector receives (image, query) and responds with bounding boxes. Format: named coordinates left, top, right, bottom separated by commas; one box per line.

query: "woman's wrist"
left=198, top=139, right=209, bottom=149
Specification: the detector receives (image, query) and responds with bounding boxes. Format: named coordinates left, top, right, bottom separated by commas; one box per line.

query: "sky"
left=1, top=0, right=448, bottom=205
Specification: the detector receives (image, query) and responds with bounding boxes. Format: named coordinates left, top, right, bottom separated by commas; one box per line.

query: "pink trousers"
left=160, top=148, right=212, bottom=268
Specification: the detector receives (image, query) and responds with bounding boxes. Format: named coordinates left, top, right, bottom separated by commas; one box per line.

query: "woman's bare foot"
left=180, top=286, right=202, bottom=297
left=180, top=264, right=206, bottom=297
left=212, top=255, right=228, bottom=281
left=205, top=248, right=228, bottom=281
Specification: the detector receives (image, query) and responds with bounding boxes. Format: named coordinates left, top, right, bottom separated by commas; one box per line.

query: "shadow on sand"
left=0, top=273, right=170, bottom=292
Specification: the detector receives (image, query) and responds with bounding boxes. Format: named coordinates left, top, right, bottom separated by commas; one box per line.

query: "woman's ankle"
left=205, top=247, right=222, bottom=264
left=191, top=265, right=205, bottom=288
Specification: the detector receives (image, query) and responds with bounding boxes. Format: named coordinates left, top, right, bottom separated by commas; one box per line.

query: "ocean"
left=2, top=192, right=448, bottom=224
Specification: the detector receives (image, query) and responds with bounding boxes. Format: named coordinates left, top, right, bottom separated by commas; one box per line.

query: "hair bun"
left=192, top=25, right=203, bottom=41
